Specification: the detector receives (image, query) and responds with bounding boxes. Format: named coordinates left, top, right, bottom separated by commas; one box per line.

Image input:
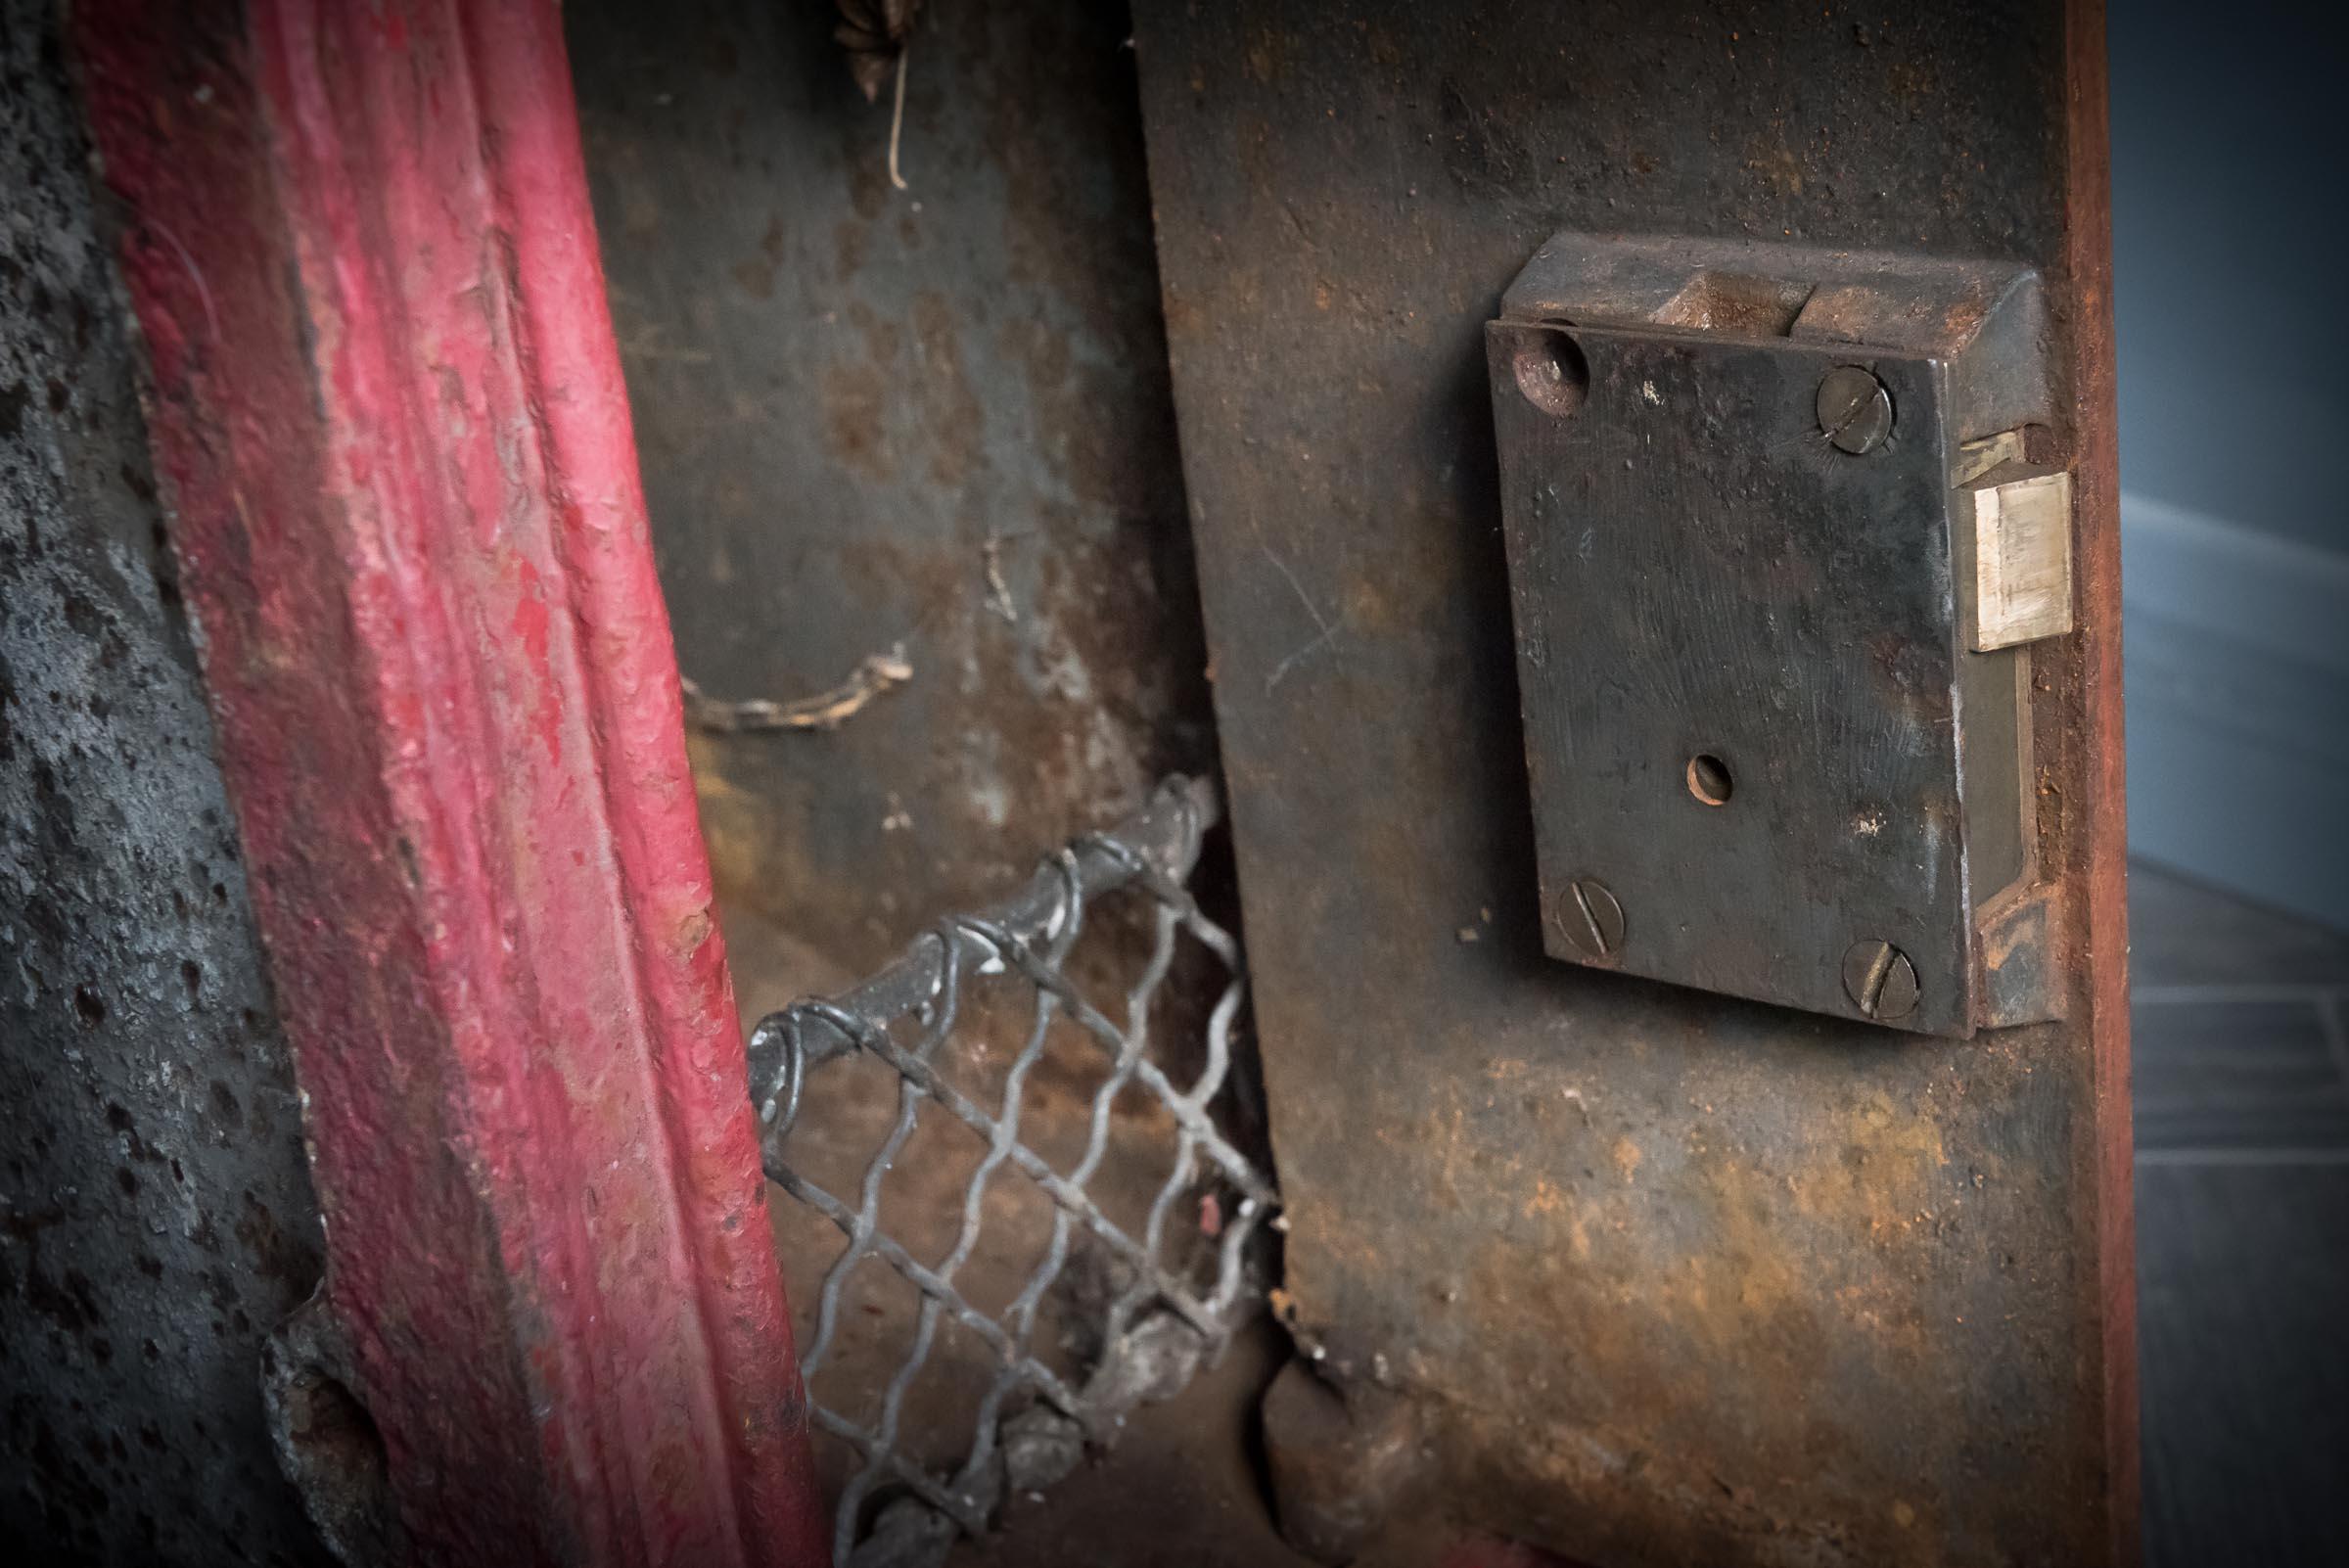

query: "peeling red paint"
left=72, top=3, right=828, bottom=1563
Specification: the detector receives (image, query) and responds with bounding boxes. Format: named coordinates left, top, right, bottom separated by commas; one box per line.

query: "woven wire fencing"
left=745, top=776, right=1277, bottom=1567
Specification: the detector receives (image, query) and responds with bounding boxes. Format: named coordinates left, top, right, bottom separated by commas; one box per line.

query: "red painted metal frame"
left=75, top=2, right=828, bottom=1562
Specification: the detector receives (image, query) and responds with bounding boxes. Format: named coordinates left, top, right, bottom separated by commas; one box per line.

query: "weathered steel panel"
left=1131, top=3, right=2134, bottom=1564
left=566, top=0, right=1215, bottom=965
left=0, top=5, right=328, bottom=1557
left=72, top=2, right=828, bottom=1561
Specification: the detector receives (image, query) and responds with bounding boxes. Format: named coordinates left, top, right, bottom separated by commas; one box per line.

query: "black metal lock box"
left=1488, top=234, right=2073, bottom=1036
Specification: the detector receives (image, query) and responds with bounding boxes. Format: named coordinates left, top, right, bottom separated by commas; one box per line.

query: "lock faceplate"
left=1489, top=234, right=2067, bottom=1037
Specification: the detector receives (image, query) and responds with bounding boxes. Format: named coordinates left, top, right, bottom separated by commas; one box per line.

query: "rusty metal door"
left=1124, top=4, right=2135, bottom=1565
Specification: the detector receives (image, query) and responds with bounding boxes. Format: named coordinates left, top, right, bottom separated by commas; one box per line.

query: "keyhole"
left=1686, top=754, right=1733, bottom=807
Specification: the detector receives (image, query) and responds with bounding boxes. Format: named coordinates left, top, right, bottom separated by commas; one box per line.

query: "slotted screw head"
left=1842, top=939, right=1920, bottom=1021
left=1817, top=366, right=1893, bottom=455
left=1555, top=878, right=1625, bottom=959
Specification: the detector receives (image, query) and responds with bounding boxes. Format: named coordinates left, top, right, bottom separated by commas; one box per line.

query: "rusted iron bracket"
left=74, top=3, right=827, bottom=1562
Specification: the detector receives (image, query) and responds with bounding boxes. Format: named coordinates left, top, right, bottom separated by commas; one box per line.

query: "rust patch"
left=818, top=357, right=893, bottom=484
left=906, top=290, right=986, bottom=490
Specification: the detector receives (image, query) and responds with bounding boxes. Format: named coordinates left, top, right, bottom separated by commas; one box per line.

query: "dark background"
left=2063, top=9, right=2349, bottom=1562
left=2114, top=0, right=2349, bottom=930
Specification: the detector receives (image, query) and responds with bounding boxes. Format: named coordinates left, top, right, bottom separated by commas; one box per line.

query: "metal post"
left=73, top=3, right=830, bottom=1561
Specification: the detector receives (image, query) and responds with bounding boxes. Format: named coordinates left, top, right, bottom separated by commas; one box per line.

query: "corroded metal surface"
left=74, top=2, right=826, bottom=1561
left=1131, top=3, right=2134, bottom=1564
left=566, top=0, right=1215, bottom=967
left=0, top=7, right=328, bottom=1558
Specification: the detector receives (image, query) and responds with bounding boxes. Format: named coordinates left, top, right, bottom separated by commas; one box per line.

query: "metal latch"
left=1487, top=233, right=2071, bottom=1037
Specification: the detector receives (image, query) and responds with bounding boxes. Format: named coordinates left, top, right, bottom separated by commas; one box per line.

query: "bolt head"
left=1817, top=366, right=1893, bottom=455
left=1555, top=878, right=1625, bottom=960
left=1841, top=939, right=1920, bottom=1021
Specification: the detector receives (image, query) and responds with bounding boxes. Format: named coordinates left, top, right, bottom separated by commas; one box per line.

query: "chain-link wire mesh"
left=745, top=777, right=1276, bottom=1567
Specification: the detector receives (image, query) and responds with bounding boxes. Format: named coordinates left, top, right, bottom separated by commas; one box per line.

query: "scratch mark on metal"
left=1256, top=531, right=1338, bottom=691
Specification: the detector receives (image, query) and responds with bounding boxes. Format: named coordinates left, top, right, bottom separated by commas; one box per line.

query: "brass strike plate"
left=1487, top=234, right=2071, bottom=1037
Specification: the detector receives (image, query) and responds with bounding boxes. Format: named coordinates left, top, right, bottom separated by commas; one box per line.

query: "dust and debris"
left=981, top=530, right=1025, bottom=623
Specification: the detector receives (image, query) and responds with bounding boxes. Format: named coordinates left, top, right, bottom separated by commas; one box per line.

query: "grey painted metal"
left=0, top=8, right=328, bottom=1560
left=750, top=777, right=1273, bottom=1566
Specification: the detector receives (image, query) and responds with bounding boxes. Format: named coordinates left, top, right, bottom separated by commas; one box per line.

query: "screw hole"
left=1512, top=331, right=1589, bottom=418
left=1686, top=754, right=1733, bottom=807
